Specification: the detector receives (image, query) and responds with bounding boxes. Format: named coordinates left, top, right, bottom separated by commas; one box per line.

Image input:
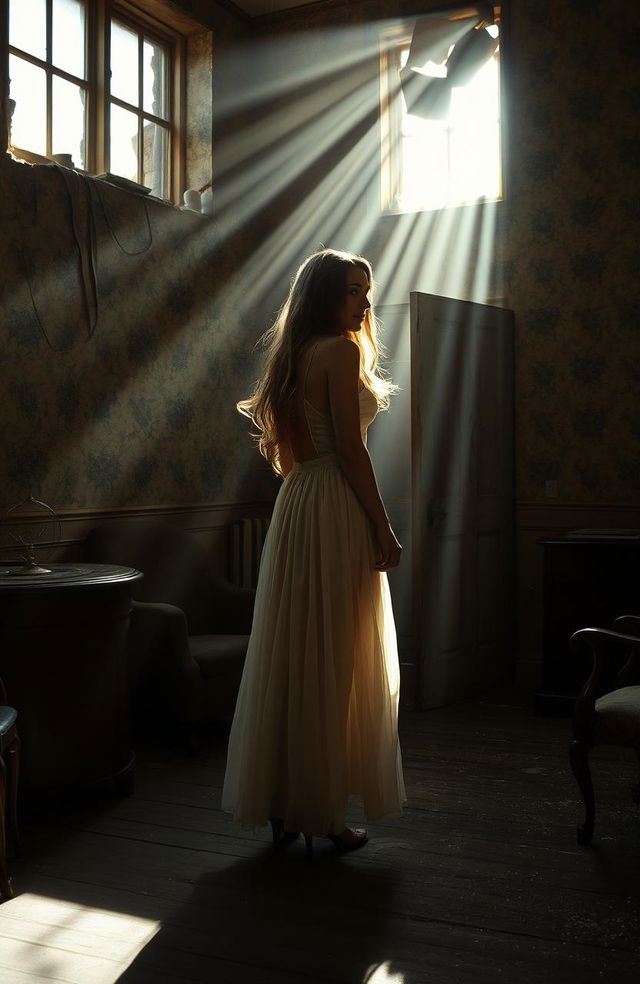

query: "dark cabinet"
left=535, top=536, right=640, bottom=714
left=0, top=563, right=142, bottom=811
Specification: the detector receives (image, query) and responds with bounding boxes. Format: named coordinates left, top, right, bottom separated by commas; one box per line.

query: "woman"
left=221, top=248, right=406, bottom=855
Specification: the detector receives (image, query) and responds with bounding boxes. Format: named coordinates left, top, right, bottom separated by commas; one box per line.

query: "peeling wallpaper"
left=185, top=30, right=214, bottom=193
left=253, top=0, right=640, bottom=504
left=0, top=159, right=278, bottom=510
left=1, top=0, right=638, bottom=519
left=506, top=0, right=640, bottom=502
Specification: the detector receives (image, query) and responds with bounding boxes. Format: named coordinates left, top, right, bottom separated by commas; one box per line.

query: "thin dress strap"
left=302, top=341, right=320, bottom=402
left=300, top=341, right=321, bottom=457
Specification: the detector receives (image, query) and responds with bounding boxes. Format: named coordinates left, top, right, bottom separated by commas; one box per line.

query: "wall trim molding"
left=515, top=500, right=640, bottom=680
left=1, top=499, right=275, bottom=565
left=518, top=501, right=640, bottom=510
left=517, top=501, right=640, bottom=531
left=53, top=498, right=274, bottom=521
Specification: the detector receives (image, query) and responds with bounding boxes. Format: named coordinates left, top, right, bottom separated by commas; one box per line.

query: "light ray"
left=215, top=24, right=399, bottom=119
left=6, top=14, right=503, bottom=518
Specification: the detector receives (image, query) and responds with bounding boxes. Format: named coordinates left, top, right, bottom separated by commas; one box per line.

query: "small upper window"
left=380, top=5, right=502, bottom=213
left=7, top=0, right=183, bottom=201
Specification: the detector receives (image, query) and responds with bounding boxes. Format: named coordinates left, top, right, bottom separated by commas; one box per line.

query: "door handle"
left=427, top=501, right=448, bottom=528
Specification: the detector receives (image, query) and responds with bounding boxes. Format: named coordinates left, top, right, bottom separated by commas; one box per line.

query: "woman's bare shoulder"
left=318, top=335, right=360, bottom=364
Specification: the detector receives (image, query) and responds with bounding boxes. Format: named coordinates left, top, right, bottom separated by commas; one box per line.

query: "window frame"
left=379, top=7, right=503, bottom=215
left=379, top=24, right=406, bottom=215
left=105, top=0, right=185, bottom=201
left=4, top=0, right=186, bottom=202
left=7, top=0, right=90, bottom=165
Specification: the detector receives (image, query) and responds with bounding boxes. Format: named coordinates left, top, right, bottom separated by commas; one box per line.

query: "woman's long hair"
left=238, top=248, right=397, bottom=475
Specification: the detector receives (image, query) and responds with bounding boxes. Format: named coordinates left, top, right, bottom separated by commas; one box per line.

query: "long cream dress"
left=221, top=373, right=406, bottom=837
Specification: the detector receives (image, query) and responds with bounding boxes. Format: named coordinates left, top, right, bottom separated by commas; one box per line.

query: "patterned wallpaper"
left=1, top=0, right=638, bottom=520
left=250, top=0, right=640, bottom=505
left=0, top=162, right=277, bottom=512
left=507, top=0, right=640, bottom=503
left=185, top=30, right=213, bottom=194
left=0, top=2, right=279, bottom=517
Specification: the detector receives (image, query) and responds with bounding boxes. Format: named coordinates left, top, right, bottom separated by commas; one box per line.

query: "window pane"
left=9, top=0, right=46, bottom=61
left=143, top=121, right=168, bottom=197
left=110, top=103, right=139, bottom=182
left=391, top=33, right=501, bottom=213
left=143, top=39, right=167, bottom=119
left=9, top=55, right=47, bottom=155
left=450, top=122, right=501, bottom=204
left=111, top=20, right=139, bottom=106
left=52, top=0, right=86, bottom=79
left=400, top=121, right=448, bottom=211
left=53, top=76, right=86, bottom=169
left=449, top=56, right=499, bottom=128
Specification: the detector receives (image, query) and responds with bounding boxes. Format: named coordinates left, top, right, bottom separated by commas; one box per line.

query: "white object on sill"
left=183, top=188, right=201, bottom=212
left=201, top=187, right=213, bottom=215
left=51, top=153, right=75, bottom=168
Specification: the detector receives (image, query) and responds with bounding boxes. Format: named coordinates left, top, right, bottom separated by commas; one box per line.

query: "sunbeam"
left=0, top=893, right=160, bottom=982
left=2, top=9, right=503, bottom=546
left=364, top=960, right=406, bottom=983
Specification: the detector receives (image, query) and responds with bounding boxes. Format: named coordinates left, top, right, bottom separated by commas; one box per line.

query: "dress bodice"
left=304, top=386, right=378, bottom=457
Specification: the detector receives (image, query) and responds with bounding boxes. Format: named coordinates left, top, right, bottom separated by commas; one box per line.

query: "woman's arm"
left=277, top=439, right=294, bottom=478
left=326, top=337, right=401, bottom=570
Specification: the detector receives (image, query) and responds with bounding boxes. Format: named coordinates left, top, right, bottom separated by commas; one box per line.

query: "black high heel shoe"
left=270, top=818, right=300, bottom=850
left=270, top=818, right=284, bottom=845
left=303, top=828, right=368, bottom=859
left=329, top=828, right=369, bottom=853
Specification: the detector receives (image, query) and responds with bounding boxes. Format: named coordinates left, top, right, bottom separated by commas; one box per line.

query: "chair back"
left=84, top=520, right=218, bottom=634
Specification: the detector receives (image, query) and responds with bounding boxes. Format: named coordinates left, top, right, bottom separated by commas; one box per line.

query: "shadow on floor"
left=115, top=839, right=408, bottom=983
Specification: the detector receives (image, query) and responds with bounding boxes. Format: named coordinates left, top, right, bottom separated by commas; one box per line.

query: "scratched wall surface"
left=1, top=0, right=639, bottom=516
left=248, top=0, right=640, bottom=504
left=0, top=158, right=278, bottom=511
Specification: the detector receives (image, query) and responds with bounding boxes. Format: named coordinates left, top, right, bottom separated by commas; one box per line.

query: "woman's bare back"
left=284, top=338, right=336, bottom=464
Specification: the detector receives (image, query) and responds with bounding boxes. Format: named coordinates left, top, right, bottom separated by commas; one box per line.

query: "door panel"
left=411, top=292, right=514, bottom=709
left=369, top=304, right=413, bottom=678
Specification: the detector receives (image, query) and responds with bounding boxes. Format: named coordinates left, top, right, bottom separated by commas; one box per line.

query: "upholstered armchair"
left=83, top=520, right=255, bottom=740
left=569, top=615, right=640, bottom=845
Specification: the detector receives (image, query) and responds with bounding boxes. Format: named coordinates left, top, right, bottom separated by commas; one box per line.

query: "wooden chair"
left=0, top=676, right=20, bottom=900
left=569, top=615, right=640, bottom=845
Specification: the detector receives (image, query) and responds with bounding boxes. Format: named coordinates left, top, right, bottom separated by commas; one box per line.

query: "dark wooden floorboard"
left=2, top=690, right=639, bottom=984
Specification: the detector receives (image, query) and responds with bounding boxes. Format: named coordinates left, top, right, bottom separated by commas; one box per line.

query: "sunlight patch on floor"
left=364, top=960, right=406, bottom=984
left=0, top=893, right=160, bottom=984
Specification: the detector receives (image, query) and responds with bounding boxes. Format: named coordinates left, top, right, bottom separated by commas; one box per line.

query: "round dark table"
left=0, top=563, right=142, bottom=812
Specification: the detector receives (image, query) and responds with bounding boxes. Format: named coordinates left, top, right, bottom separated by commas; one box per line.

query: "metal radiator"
left=228, top=517, right=270, bottom=589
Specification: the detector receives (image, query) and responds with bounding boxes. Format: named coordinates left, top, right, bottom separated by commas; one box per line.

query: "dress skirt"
left=221, top=452, right=406, bottom=837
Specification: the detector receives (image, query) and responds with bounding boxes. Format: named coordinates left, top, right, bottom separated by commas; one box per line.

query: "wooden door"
left=411, top=292, right=514, bottom=709
left=368, top=303, right=412, bottom=674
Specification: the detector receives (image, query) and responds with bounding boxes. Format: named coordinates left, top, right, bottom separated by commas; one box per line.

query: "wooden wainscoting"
left=0, top=500, right=276, bottom=577
left=516, top=502, right=640, bottom=692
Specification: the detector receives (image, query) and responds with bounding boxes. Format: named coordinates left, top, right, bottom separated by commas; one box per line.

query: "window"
left=109, top=14, right=171, bottom=198
left=8, top=0, right=89, bottom=168
left=7, top=0, right=184, bottom=200
left=380, top=6, right=502, bottom=213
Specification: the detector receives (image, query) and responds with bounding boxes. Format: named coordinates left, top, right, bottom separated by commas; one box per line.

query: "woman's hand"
left=374, top=522, right=402, bottom=571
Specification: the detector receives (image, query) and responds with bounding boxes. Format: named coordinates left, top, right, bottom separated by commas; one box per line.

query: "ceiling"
left=229, top=0, right=322, bottom=17
left=226, top=0, right=498, bottom=22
